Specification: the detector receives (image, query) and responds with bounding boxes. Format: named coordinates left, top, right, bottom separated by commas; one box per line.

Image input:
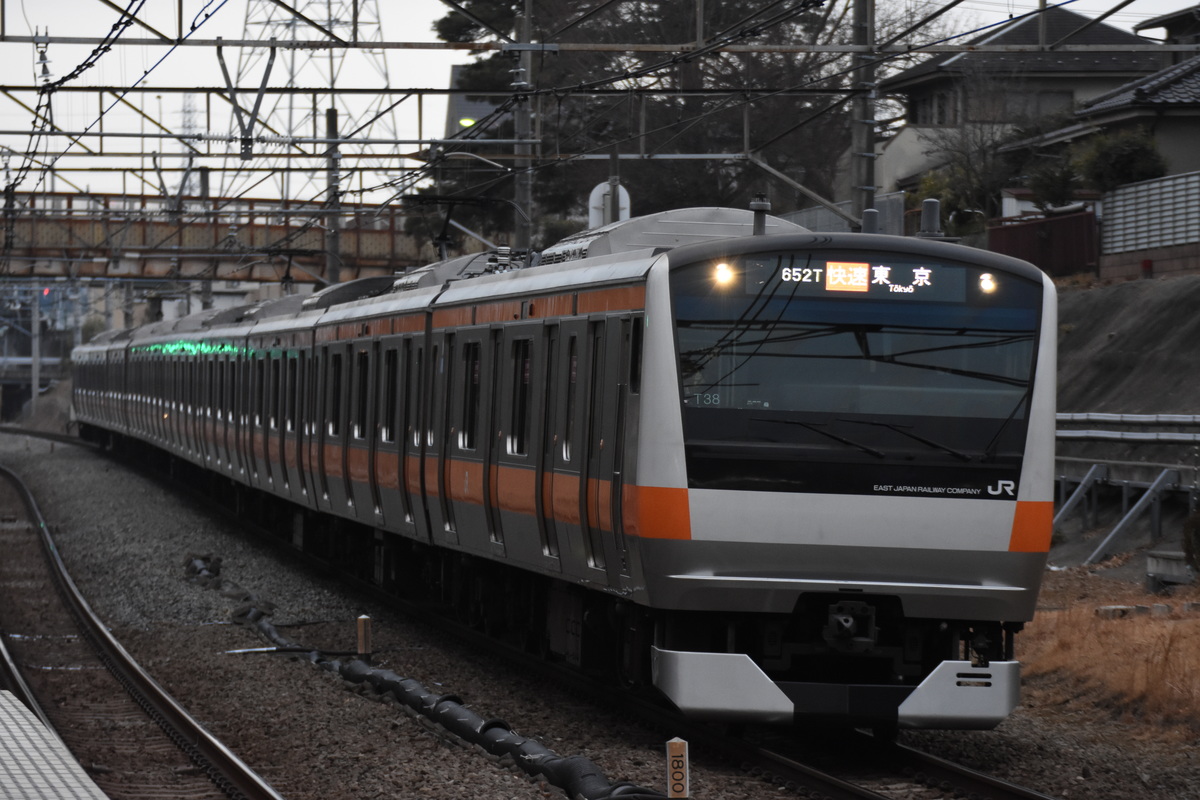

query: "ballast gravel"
left=2, top=433, right=1196, bottom=799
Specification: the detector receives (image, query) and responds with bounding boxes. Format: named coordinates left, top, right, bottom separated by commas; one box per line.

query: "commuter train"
left=72, top=206, right=1056, bottom=730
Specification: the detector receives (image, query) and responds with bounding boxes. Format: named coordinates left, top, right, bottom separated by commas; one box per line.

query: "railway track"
left=743, top=728, right=1061, bottom=800
left=312, top=540, right=1058, bottom=800
left=0, top=460, right=284, bottom=800
left=153, top=433, right=1059, bottom=800
left=1, top=428, right=1063, bottom=800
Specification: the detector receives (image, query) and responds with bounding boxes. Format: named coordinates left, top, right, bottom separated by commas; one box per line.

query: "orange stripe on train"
left=1008, top=501, right=1054, bottom=553
left=623, top=485, right=692, bottom=540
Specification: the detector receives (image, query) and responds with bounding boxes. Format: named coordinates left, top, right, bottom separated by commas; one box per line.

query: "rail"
left=0, top=462, right=286, bottom=800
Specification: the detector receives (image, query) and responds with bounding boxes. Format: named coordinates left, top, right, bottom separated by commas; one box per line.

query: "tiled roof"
left=1078, top=54, right=1200, bottom=114
left=882, top=6, right=1165, bottom=89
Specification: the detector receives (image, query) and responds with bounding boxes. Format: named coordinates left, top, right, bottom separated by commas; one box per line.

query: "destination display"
left=737, top=254, right=972, bottom=303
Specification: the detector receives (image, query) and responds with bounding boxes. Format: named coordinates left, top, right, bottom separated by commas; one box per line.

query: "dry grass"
left=1021, top=582, right=1200, bottom=728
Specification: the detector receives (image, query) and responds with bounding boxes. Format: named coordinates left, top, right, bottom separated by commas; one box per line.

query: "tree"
left=1026, top=158, right=1080, bottom=211
left=412, top=0, right=962, bottom=247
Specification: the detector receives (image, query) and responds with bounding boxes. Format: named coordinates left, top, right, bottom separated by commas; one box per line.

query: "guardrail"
left=1054, top=413, right=1200, bottom=564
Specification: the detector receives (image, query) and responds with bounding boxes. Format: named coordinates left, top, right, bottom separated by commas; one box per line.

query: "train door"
left=611, top=316, right=640, bottom=576
left=428, top=333, right=457, bottom=545
left=252, top=350, right=269, bottom=489
left=184, top=356, right=198, bottom=456
left=242, top=349, right=257, bottom=481
left=220, top=353, right=234, bottom=473
left=402, top=337, right=432, bottom=541
left=494, top=324, right=547, bottom=563
left=205, top=356, right=218, bottom=464
left=307, top=344, right=332, bottom=513
left=536, top=324, right=563, bottom=566
left=267, top=350, right=285, bottom=490
left=374, top=341, right=399, bottom=527
left=580, top=318, right=631, bottom=585
left=347, top=341, right=377, bottom=520
left=234, top=346, right=251, bottom=480
left=482, top=329, right=505, bottom=552
left=447, top=334, right=489, bottom=552
left=290, top=347, right=309, bottom=503
left=321, top=344, right=351, bottom=511
left=148, top=355, right=160, bottom=445
left=281, top=350, right=299, bottom=498
left=550, top=323, right=586, bottom=578
left=375, top=336, right=411, bottom=534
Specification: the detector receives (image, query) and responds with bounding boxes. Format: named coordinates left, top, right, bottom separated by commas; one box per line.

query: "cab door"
left=535, top=324, right=563, bottom=567
left=580, top=317, right=633, bottom=586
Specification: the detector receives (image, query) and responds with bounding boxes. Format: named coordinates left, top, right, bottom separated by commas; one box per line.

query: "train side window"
left=226, top=358, right=235, bottom=421
left=269, top=357, right=281, bottom=430
left=426, top=345, right=439, bottom=447
left=285, top=356, right=298, bottom=433
left=215, top=359, right=224, bottom=419
left=629, top=316, right=643, bottom=394
left=563, top=336, right=577, bottom=462
left=460, top=342, right=480, bottom=450
left=254, top=358, right=265, bottom=427
left=509, top=339, right=532, bottom=456
left=353, top=349, right=369, bottom=440
left=209, top=359, right=217, bottom=418
left=307, top=352, right=321, bottom=436
left=381, top=349, right=397, bottom=443
left=239, top=353, right=251, bottom=425
left=328, top=352, right=343, bottom=437
left=408, top=342, right=421, bottom=448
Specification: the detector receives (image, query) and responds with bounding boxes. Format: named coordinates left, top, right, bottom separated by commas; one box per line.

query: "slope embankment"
left=1058, top=274, right=1200, bottom=413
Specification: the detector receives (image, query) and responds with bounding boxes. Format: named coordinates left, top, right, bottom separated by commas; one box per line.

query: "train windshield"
left=670, top=249, right=1043, bottom=494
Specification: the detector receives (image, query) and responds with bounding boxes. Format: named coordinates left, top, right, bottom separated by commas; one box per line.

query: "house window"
left=911, top=90, right=958, bottom=126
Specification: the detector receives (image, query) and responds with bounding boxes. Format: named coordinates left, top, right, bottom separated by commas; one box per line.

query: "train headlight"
left=714, top=262, right=734, bottom=287
left=979, top=273, right=997, bottom=294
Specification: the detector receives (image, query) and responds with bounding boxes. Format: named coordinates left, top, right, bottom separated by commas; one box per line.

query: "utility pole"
left=30, top=290, right=39, bottom=418
left=200, top=166, right=213, bottom=310
left=513, top=0, right=533, bottom=250
left=326, top=107, right=342, bottom=285
left=850, top=0, right=876, bottom=226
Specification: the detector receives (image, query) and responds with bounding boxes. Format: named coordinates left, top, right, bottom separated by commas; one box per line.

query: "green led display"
left=133, top=341, right=246, bottom=357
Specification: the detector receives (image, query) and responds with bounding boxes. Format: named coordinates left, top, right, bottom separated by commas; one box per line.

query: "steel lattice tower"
left=220, top=0, right=400, bottom=204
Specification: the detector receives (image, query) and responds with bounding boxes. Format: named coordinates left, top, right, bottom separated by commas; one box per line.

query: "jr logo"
left=988, top=480, right=1016, bottom=496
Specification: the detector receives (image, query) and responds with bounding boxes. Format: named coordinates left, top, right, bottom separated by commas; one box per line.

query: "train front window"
left=670, top=250, right=1043, bottom=493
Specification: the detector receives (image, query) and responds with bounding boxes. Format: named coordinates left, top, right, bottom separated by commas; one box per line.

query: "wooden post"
left=357, top=615, right=372, bottom=661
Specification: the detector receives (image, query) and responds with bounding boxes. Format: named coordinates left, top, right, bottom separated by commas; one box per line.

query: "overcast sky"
left=0, top=0, right=1190, bottom=201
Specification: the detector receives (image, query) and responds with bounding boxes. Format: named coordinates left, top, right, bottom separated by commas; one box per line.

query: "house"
left=1014, top=53, right=1200, bottom=177
left=1135, top=4, right=1200, bottom=64
left=874, top=7, right=1166, bottom=196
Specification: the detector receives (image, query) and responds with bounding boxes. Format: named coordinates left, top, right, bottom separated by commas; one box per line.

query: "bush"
left=1075, top=128, right=1167, bottom=193
left=1027, top=159, right=1080, bottom=210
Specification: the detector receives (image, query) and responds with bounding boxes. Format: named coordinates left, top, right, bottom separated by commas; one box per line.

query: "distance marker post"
left=667, top=737, right=689, bottom=798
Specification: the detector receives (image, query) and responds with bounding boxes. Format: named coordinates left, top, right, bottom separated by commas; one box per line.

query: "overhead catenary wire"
left=370, top=0, right=1092, bottom=215
left=3, top=0, right=1103, bottom=274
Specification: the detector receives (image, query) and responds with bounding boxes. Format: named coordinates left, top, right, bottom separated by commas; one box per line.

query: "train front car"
left=639, top=232, right=1055, bottom=729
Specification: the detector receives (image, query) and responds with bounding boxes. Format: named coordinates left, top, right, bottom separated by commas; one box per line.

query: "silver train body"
left=72, top=208, right=1057, bottom=729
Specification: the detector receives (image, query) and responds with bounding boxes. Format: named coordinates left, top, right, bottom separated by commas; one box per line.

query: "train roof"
left=539, top=207, right=807, bottom=264
left=83, top=207, right=817, bottom=346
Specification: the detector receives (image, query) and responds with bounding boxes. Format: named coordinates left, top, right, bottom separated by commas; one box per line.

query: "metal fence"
left=1103, top=171, right=1200, bottom=254
left=988, top=210, right=1097, bottom=276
